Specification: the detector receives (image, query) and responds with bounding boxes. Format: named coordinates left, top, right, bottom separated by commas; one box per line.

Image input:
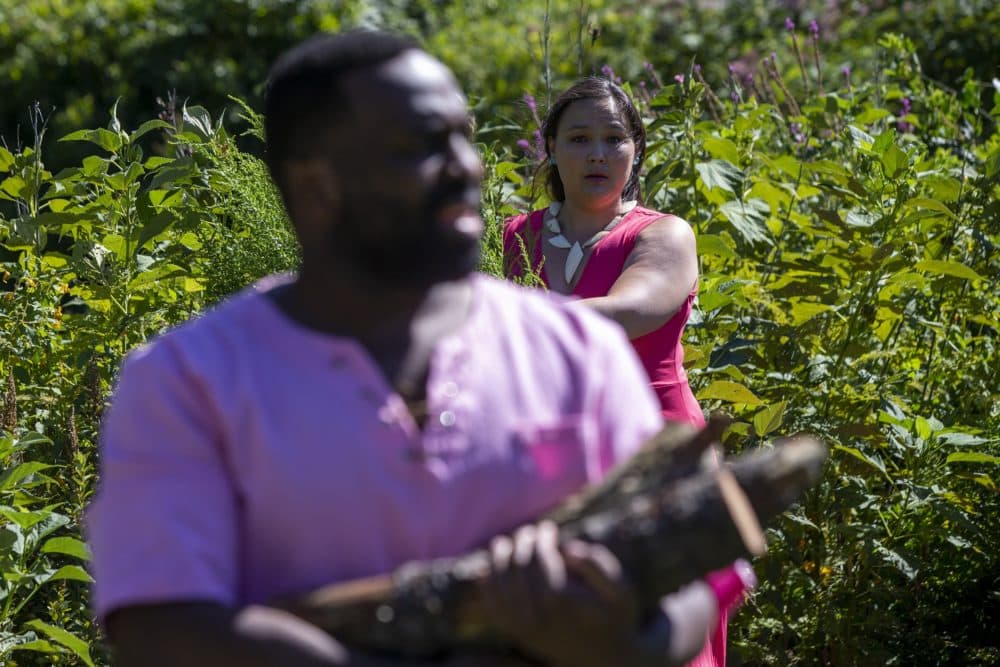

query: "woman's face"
left=549, top=95, right=636, bottom=210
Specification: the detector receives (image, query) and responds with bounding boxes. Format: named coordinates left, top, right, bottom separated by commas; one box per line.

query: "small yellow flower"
left=1, top=270, right=10, bottom=282
left=820, top=565, right=833, bottom=580
left=803, top=560, right=816, bottom=573
left=54, top=307, right=63, bottom=320
left=26, top=278, right=37, bottom=289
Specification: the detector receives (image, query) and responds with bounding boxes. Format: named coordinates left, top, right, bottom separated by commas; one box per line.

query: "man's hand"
left=478, top=520, right=645, bottom=667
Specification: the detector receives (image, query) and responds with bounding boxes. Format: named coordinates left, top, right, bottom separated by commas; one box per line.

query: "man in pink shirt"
left=87, top=31, right=724, bottom=666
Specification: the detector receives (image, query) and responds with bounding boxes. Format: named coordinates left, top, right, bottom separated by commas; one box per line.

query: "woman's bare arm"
left=580, top=216, right=699, bottom=339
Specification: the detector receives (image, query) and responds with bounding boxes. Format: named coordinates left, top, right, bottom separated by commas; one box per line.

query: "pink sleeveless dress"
left=504, top=206, right=728, bottom=667
left=504, top=206, right=705, bottom=425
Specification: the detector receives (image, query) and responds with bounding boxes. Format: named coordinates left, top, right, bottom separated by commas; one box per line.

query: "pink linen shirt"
left=87, top=273, right=663, bottom=622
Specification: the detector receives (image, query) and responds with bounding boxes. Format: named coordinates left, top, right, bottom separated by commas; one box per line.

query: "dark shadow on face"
left=322, top=50, right=484, bottom=288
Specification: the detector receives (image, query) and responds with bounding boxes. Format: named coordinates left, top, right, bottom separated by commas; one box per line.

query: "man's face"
left=323, top=50, right=484, bottom=286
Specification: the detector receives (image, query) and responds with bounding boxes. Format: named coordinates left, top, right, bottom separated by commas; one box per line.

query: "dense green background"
left=1, top=1, right=998, bottom=665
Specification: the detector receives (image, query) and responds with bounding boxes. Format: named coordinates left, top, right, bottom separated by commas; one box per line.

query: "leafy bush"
left=0, top=5, right=997, bottom=666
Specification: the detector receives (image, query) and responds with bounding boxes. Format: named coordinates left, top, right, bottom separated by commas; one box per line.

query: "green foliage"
left=0, top=3, right=997, bottom=665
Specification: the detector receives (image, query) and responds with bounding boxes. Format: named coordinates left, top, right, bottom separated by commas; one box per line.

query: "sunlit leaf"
left=696, top=233, right=738, bottom=259
left=753, top=401, right=787, bottom=437
left=719, top=198, right=772, bottom=245
left=702, top=137, right=740, bottom=163
left=873, top=543, right=917, bottom=580
left=0, top=146, right=14, bottom=172
left=41, top=536, right=90, bottom=560
left=946, top=452, right=1000, bottom=465
left=914, top=259, right=983, bottom=281
left=696, top=159, right=742, bottom=194
left=47, top=565, right=94, bottom=583
left=24, top=621, right=94, bottom=667
left=697, top=380, right=762, bottom=406
left=903, top=198, right=957, bottom=220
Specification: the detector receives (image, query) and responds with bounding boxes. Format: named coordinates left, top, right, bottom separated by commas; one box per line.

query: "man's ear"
left=282, top=159, right=340, bottom=224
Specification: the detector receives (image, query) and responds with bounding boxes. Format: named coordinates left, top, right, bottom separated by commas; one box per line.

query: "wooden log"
left=276, top=427, right=827, bottom=658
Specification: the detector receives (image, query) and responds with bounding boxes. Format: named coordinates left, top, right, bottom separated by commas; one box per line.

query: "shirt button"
left=439, top=410, right=456, bottom=427
left=441, top=381, right=459, bottom=398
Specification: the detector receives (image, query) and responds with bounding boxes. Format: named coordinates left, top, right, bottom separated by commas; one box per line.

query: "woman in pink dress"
left=504, top=77, right=729, bottom=667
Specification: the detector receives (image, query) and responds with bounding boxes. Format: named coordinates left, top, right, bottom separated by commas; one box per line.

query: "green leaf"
left=0, top=507, right=52, bottom=531
left=753, top=401, right=787, bottom=437
left=183, top=104, right=214, bottom=138
left=903, top=198, right=957, bottom=220
left=0, top=146, right=14, bottom=172
left=696, top=234, right=738, bottom=259
left=719, top=199, right=772, bottom=245
left=873, top=543, right=917, bottom=580
left=915, top=416, right=933, bottom=441
left=881, top=143, right=908, bottom=178
left=41, top=536, right=91, bottom=561
left=845, top=208, right=877, bottom=227
left=47, top=564, right=94, bottom=583
left=913, top=260, right=983, bottom=282
left=1, top=176, right=28, bottom=199
left=129, top=119, right=174, bottom=144
left=938, top=433, right=989, bottom=447
left=696, top=159, right=743, bottom=194
left=847, top=125, right=875, bottom=150
left=702, top=137, right=739, bottom=164
left=138, top=211, right=177, bottom=247
left=854, top=107, right=892, bottom=124
left=0, top=462, right=53, bottom=492
left=946, top=452, right=1000, bottom=465
left=24, top=621, right=94, bottom=667
left=872, top=130, right=895, bottom=156
left=59, top=128, right=122, bottom=153
left=697, top=380, right=762, bottom=406
left=834, top=444, right=887, bottom=475
left=788, top=300, right=833, bottom=325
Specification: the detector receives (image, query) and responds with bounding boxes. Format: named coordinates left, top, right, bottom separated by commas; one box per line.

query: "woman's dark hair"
left=540, top=77, right=647, bottom=203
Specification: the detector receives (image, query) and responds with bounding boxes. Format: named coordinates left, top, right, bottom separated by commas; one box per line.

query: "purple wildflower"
left=728, top=63, right=737, bottom=75
left=785, top=17, right=795, bottom=31
left=694, top=64, right=702, bottom=73
left=897, top=97, right=914, bottom=133
left=731, top=90, right=740, bottom=105
left=674, top=74, right=685, bottom=84
left=516, top=139, right=532, bottom=154
left=600, top=64, right=621, bottom=83
left=809, top=20, right=819, bottom=39
left=523, top=93, right=536, bottom=115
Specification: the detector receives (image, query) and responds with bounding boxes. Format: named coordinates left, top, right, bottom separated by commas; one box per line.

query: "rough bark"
left=276, top=424, right=827, bottom=658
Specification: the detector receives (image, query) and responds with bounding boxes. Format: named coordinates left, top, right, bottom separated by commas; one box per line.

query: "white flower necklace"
left=544, top=200, right=638, bottom=284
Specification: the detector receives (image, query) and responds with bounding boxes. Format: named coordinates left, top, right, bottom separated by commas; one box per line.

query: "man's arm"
left=108, top=602, right=535, bottom=667
left=580, top=215, right=699, bottom=339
